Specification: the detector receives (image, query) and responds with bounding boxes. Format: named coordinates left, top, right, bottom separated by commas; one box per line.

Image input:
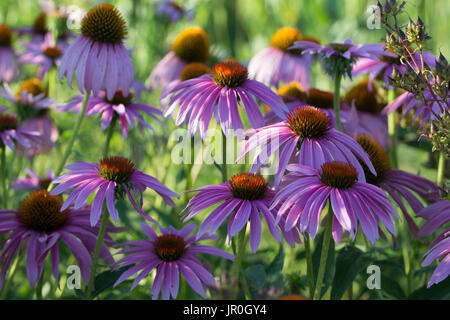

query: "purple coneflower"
left=59, top=88, right=164, bottom=139
left=155, top=0, right=192, bottom=23
left=238, top=106, right=376, bottom=186
left=18, top=32, right=66, bottom=79
left=182, top=173, right=297, bottom=253
left=0, top=190, right=116, bottom=290
left=383, top=89, right=448, bottom=126
left=58, top=4, right=134, bottom=100
left=248, top=27, right=315, bottom=90
left=290, top=38, right=386, bottom=62
left=12, top=168, right=54, bottom=191
left=271, top=162, right=399, bottom=244
left=356, top=134, right=440, bottom=238
left=418, top=201, right=450, bottom=287
left=113, top=222, right=234, bottom=299
left=352, top=47, right=436, bottom=90
left=345, top=79, right=389, bottom=148
left=0, top=24, right=16, bottom=82
left=164, top=60, right=288, bottom=139
left=50, top=156, right=179, bottom=226
left=0, top=78, right=58, bottom=157
left=0, top=110, right=40, bottom=151
left=149, top=27, right=210, bottom=92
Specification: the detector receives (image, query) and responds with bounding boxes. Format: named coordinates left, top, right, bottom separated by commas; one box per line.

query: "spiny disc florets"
left=320, top=162, right=358, bottom=189
left=270, top=27, right=302, bottom=52
left=81, top=4, right=127, bottom=44
left=212, top=61, right=248, bottom=88
left=43, top=46, right=62, bottom=59
left=99, top=156, right=135, bottom=184
left=287, top=106, right=331, bottom=139
left=154, top=234, right=186, bottom=261
left=16, top=78, right=46, bottom=99
left=105, top=89, right=133, bottom=106
left=0, top=114, right=18, bottom=131
left=356, top=134, right=391, bottom=185
left=172, top=27, right=209, bottom=63
left=277, top=82, right=307, bottom=103
left=17, top=190, right=69, bottom=233
left=0, top=24, right=12, bottom=46
left=229, top=173, right=267, bottom=201
left=180, top=63, right=210, bottom=81
left=306, top=88, right=340, bottom=109
left=345, top=79, right=386, bottom=114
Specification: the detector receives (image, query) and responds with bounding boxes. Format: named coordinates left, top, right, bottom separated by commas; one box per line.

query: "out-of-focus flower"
left=60, top=88, right=164, bottom=139
left=149, top=27, right=210, bottom=92
left=271, top=162, right=399, bottom=244
left=237, top=106, right=376, bottom=186
left=248, top=27, right=315, bottom=90
left=356, top=134, right=440, bottom=238
left=0, top=110, right=41, bottom=151
left=0, top=24, right=16, bottom=82
left=50, top=157, right=179, bottom=226
left=164, top=60, right=288, bottom=139
left=12, top=169, right=54, bottom=191
left=345, top=79, right=389, bottom=148
left=418, top=201, right=450, bottom=287
left=0, top=78, right=58, bottom=157
left=18, top=32, right=66, bottom=79
left=155, top=0, right=192, bottom=23
left=0, top=190, right=117, bottom=290
left=183, top=173, right=301, bottom=253
left=58, top=4, right=134, bottom=100
left=113, top=223, right=234, bottom=300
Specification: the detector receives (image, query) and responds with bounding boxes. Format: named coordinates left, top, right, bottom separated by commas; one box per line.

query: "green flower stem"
left=0, top=250, right=23, bottom=299
left=85, top=208, right=110, bottom=299
left=313, top=207, right=333, bottom=300
left=36, top=269, right=44, bottom=300
left=437, top=150, right=446, bottom=188
left=85, top=117, right=117, bottom=299
left=1, top=144, right=7, bottom=208
left=333, top=73, right=343, bottom=132
left=184, top=136, right=195, bottom=204
left=221, top=131, right=228, bottom=182
left=304, top=234, right=315, bottom=299
left=387, top=90, right=398, bottom=168
left=232, top=226, right=247, bottom=299
left=51, top=91, right=90, bottom=186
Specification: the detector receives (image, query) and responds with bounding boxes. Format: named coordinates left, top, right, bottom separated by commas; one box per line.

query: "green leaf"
left=89, top=266, right=131, bottom=299
left=331, top=246, right=368, bottom=300
left=266, top=244, right=285, bottom=287
left=243, top=264, right=266, bottom=289
left=408, top=277, right=450, bottom=300
left=312, top=231, right=336, bottom=299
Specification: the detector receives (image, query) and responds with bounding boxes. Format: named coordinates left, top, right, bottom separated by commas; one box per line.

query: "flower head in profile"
left=356, top=134, right=439, bottom=237
left=0, top=110, right=41, bottom=151
left=59, top=88, right=164, bottom=139
left=18, top=32, right=66, bottom=79
left=12, top=168, right=54, bottom=191
left=50, top=157, right=179, bottom=226
left=0, top=190, right=117, bottom=290
left=58, top=4, right=134, bottom=100
left=383, top=89, right=448, bottom=127
left=149, top=27, right=210, bottom=92
left=0, top=78, right=58, bottom=157
left=248, top=27, right=315, bottom=90
left=290, top=38, right=386, bottom=78
left=183, top=173, right=301, bottom=253
left=271, top=162, right=400, bottom=244
left=418, top=201, right=450, bottom=287
left=0, top=24, right=17, bottom=82
left=113, top=223, right=234, bottom=300
left=164, top=60, right=288, bottom=139
left=238, top=106, right=376, bottom=186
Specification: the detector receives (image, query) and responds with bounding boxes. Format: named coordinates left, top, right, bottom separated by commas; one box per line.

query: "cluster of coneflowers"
left=0, top=0, right=448, bottom=301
